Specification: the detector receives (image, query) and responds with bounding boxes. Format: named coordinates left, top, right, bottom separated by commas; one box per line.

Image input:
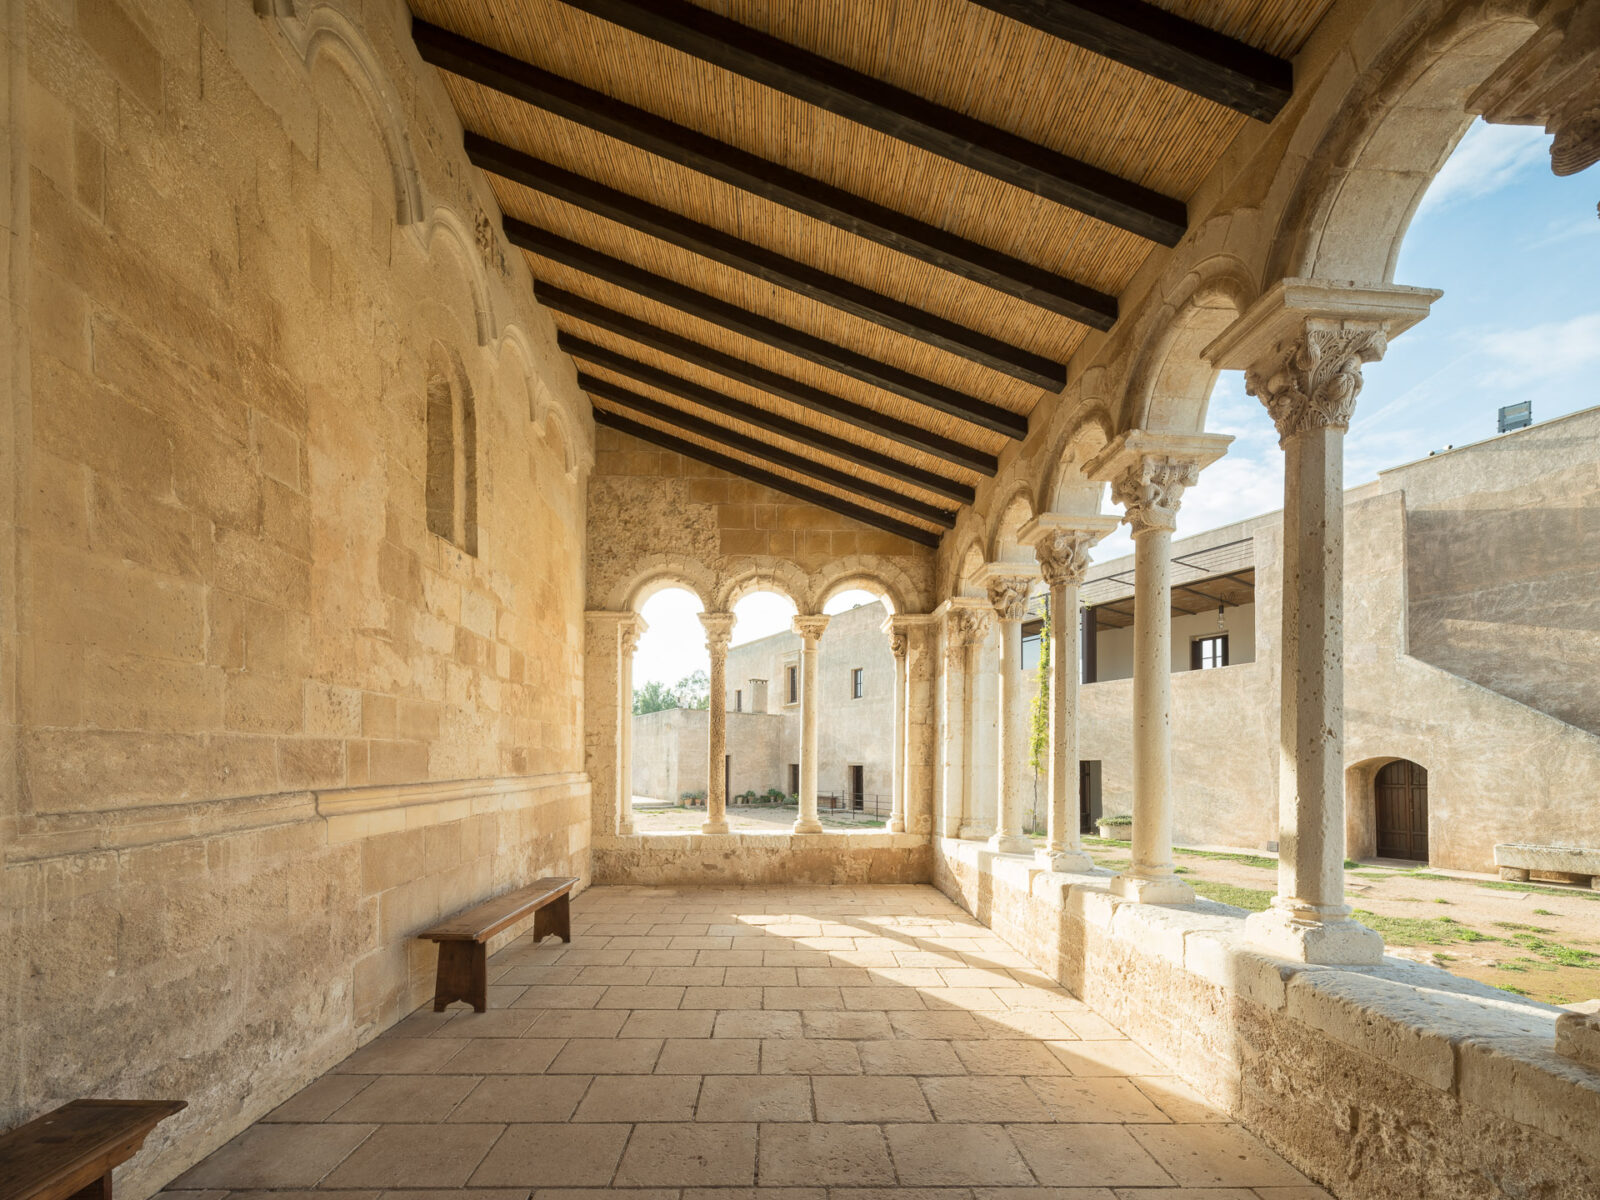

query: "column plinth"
left=699, top=611, right=736, bottom=835
left=792, top=614, right=830, bottom=834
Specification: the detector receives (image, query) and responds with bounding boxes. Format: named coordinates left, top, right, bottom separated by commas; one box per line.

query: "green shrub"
left=1098, top=814, right=1132, bottom=827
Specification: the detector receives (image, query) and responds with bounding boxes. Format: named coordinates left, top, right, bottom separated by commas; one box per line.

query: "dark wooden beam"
left=470, top=134, right=1064, bottom=388
left=594, top=409, right=943, bottom=547
left=564, top=333, right=974, bottom=507
left=969, top=1, right=1292, bottom=122
left=411, top=19, right=1118, bottom=328
left=505, top=218, right=1029, bottom=438
left=582, top=373, right=957, bottom=528
left=538, top=285, right=998, bottom=476
left=551, top=0, right=1187, bottom=245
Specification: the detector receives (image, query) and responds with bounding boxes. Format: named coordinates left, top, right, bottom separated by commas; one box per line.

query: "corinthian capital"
left=985, top=574, right=1034, bottom=623
left=1112, top=456, right=1199, bottom=537
left=944, top=606, right=990, bottom=658
left=1245, top=320, right=1388, bottom=445
left=792, top=614, right=830, bottom=642
left=1033, top=530, right=1096, bottom=587
left=699, top=611, right=736, bottom=653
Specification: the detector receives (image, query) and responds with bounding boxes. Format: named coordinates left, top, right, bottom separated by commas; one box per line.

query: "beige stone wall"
left=594, top=830, right=931, bottom=886
left=935, top=842, right=1600, bottom=1200
left=1, top=1, right=591, bottom=1191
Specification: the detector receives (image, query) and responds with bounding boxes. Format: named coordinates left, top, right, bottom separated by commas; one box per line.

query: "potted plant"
left=1097, top=814, right=1132, bottom=840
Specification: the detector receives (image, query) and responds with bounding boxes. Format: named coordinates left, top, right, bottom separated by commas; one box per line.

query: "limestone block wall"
left=1, top=1, right=591, bottom=1192
left=935, top=841, right=1600, bottom=1200
left=593, top=830, right=931, bottom=886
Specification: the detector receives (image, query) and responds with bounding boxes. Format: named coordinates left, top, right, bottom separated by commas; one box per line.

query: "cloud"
left=1416, top=121, right=1550, bottom=217
left=1480, top=312, right=1600, bottom=388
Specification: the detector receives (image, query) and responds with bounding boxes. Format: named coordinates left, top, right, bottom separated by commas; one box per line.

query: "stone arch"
left=1344, top=753, right=1434, bottom=863
left=1125, top=258, right=1254, bottom=436
left=1031, top=407, right=1114, bottom=518
left=422, top=207, right=496, bottom=347
left=267, top=2, right=425, bottom=227
left=814, top=556, right=921, bottom=615
left=1268, top=0, right=1544, bottom=285
left=498, top=323, right=593, bottom=475
left=985, top=486, right=1038, bottom=567
left=951, top=536, right=989, bottom=599
left=607, top=556, right=717, bottom=612
left=424, top=340, right=478, bottom=556
left=714, top=560, right=814, bottom=613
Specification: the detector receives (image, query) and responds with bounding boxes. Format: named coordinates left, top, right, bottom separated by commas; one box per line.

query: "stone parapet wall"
left=594, top=831, right=931, bottom=886
left=934, top=840, right=1600, bottom=1199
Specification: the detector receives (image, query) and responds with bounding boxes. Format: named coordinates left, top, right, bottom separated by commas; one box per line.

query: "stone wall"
left=594, top=830, right=931, bottom=886
left=935, top=841, right=1600, bottom=1200
left=0, top=1, right=591, bottom=1192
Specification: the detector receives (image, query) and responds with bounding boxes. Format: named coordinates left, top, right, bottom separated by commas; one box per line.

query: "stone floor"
left=164, top=884, right=1331, bottom=1200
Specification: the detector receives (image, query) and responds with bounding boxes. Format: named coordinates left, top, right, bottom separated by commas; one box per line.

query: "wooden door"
left=1375, top=760, right=1429, bottom=861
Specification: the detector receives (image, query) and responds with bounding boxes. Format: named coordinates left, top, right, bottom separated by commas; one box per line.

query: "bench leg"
left=433, top=941, right=489, bottom=1012
left=534, top=893, right=572, bottom=944
left=68, top=1172, right=113, bottom=1200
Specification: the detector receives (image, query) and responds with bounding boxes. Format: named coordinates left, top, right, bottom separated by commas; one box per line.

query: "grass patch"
left=1174, top=847, right=1278, bottom=870
left=1352, top=911, right=1498, bottom=947
left=1189, top=880, right=1274, bottom=912
left=1084, top=836, right=1130, bottom=848
left=1493, top=922, right=1556, bottom=934
left=1352, top=871, right=1397, bottom=880
left=1503, top=935, right=1599, bottom=969
left=1497, top=983, right=1530, bottom=996
left=1533, top=908, right=1555, bottom=916
left=1433, top=898, right=1452, bottom=905
left=1476, top=880, right=1600, bottom=901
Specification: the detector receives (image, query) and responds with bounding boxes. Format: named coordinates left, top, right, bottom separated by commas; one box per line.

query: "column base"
left=701, top=820, right=730, bottom=835
left=887, top=819, right=906, bottom=833
left=988, top=832, right=1034, bottom=856
left=1110, top=871, right=1194, bottom=905
left=1039, top=848, right=1094, bottom=874
left=792, top=819, right=823, bottom=834
left=959, top=823, right=992, bottom=841
left=1244, top=904, right=1384, bottom=965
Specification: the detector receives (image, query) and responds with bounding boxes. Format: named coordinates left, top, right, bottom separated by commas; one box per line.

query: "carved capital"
left=618, top=615, right=648, bottom=657
left=792, top=614, right=830, bottom=643
left=1034, top=530, right=1096, bottom=588
left=1244, top=321, right=1387, bottom=445
left=945, top=607, right=991, bottom=659
left=985, top=574, right=1034, bottom=623
left=699, top=611, right=736, bottom=654
left=884, top=617, right=913, bottom=661
left=1112, top=456, right=1199, bottom=537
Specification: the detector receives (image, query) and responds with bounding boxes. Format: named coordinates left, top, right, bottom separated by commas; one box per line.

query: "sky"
left=633, top=120, right=1599, bottom=686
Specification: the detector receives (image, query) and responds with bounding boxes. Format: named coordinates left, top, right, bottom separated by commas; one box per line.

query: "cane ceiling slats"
left=410, top=0, right=1329, bottom=536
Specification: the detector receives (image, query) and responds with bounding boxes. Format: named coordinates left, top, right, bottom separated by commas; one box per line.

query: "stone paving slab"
left=161, top=884, right=1331, bottom=1200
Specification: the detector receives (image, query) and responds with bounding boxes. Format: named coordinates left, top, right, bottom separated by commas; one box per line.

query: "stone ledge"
left=937, top=837, right=1600, bottom=1184
left=594, top=829, right=928, bottom=851
left=317, top=773, right=590, bottom=843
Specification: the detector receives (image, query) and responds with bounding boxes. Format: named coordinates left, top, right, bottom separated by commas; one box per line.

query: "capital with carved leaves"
left=699, top=611, right=736, bottom=652
left=618, top=615, right=648, bottom=657
left=1017, top=514, right=1120, bottom=588
left=985, top=574, right=1035, bottom=623
left=792, top=614, right=830, bottom=643
left=1112, top=456, right=1199, bottom=537
left=1244, top=319, right=1387, bottom=445
left=944, top=606, right=991, bottom=657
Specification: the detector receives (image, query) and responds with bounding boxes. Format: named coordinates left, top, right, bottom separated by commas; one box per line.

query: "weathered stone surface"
left=592, top=831, right=931, bottom=886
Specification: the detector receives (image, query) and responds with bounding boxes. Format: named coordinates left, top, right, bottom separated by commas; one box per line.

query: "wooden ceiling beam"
left=582, top=374, right=958, bottom=528
left=594, top=409, right=943, bottom=547
left=505, top=217, right=1029, bottom=438
left=552, top=0, right=1188, bottom=245
left=562, top=332, right=974, bottom=507
left=411, top=19, right=1118, bottom=328
left=538, top=285, right=998, bottom=476
left=470, top=134, right=1065, bottom=388
left=969, top=1, right=1292, bottom=122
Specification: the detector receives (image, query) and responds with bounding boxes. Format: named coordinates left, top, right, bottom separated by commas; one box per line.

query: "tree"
left=675, top=669, right=711, bottom=710
left=1028, top=605, right=1051, bottom=777
left=632, top=679, right=679, bottom=714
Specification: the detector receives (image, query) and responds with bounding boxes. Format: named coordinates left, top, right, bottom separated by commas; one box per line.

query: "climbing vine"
left=1028, top=605, right=1050, bottom=777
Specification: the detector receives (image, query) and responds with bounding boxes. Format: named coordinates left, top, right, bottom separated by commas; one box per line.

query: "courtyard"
left=164, top=884, right=1327, bottom=1198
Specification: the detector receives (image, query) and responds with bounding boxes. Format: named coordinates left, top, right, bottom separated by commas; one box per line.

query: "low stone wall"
left=593, top=830, right=930, bottom=885
left=934, top=839, right=1600, bottom=1200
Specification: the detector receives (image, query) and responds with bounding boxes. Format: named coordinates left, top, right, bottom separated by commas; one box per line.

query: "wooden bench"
left=418, top=876, right=577, bottom=1012
left=1, top=1099, right=185, bottom=1200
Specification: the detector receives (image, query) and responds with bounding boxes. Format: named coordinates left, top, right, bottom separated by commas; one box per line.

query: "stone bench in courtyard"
left=1494, top=843, right=1600, bottom=889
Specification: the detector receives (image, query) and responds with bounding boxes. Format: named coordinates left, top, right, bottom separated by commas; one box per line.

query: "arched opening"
left=1374, top=759, right=1431, bottom=863
left=628, top=586, right=710, bottom=822
left=425, top=342, right=478, bottom=557
left=723, top=588, right=800, bottom=823
left=816, top=587, right=897, bottom=823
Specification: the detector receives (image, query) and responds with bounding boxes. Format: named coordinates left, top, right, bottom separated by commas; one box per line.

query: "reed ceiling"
left=408, top=0, right=1332, bottom=545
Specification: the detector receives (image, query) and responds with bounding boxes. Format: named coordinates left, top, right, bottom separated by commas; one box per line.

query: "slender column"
left=940, top=606, right=987, bottom=838
left=986, top=574, right=1036, bottom=855
left=885, top=617, right=910, bottom=833
left=616, top=615, right=646, bottom=836
left=1022, top=519, right=1115, bottom=872
left=1111, top=454, right=1199, bottom=904
left=699, top=611, right=736, bottom=835
left=792, top=614, right=830, bottom=834
left=955, top=609, right=993, bottom=840
left=1242, top=321, right=1388, bottom=963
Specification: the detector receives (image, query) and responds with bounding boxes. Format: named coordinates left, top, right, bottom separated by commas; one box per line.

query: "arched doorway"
left=1375, top=760, right=1429, bottom=862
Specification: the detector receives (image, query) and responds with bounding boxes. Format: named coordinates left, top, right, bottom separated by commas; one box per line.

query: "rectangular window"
left=734, top=689, right=742, bottom=712
left=786, top=664, right=799, bottom=704
left=788, top=763, right=800, bottom=796
left=849, top=764, right=865, bottom=809
left=850, top=667, right=864, bottom=699
left=1191, top=634, right=1229, bottom=670
left=1020, top=617, right=1043, bottom=671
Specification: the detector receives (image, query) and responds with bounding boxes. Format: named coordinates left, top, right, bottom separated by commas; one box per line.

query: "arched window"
left=425, top=343, right=478, bottom=556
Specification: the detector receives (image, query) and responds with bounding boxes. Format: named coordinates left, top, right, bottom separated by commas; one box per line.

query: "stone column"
left=885, top=616, right=911, bottom=834
left=792, top=613, right=830, bottom=834
left=939, top=605, right=988, bottom=839
left=1205, top=280, right=1437, bottom=960
left=985, top=573, right=1037, bottom=856
left=1020, top=515, right=1118, bottom=872
left=699, top=611, right=736, bottom=835
left=1088, top=431, right=1230, bottom=903
left=616, top=614, right=647, bottom=836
